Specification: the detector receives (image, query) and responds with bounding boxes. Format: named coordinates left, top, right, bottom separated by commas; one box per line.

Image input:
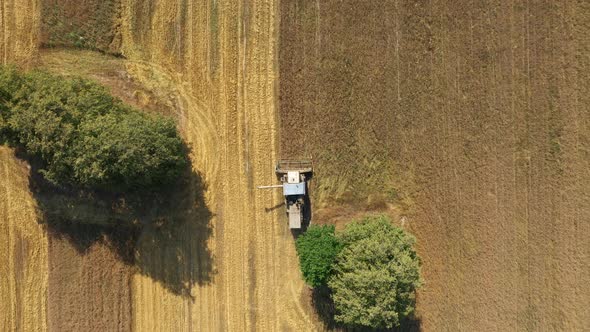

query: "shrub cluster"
left=295, top=216, right=422, bottom=329
left=0, top=66, right=188, bottom=191
left=295, top=225, right=343, bottom=287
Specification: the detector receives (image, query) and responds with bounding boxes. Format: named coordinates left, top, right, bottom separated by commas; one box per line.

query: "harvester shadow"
left=311, top=285, right=421, bottom=332
left=264, top=201, right=285, bottom=213
left=23, top=146, right=214, bottom=299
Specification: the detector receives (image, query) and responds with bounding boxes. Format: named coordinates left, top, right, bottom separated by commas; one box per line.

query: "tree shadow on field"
left=133, top=170, right=215, bottom=299
left=21, top=145, right=214, bottom=299
left=311, top=286, right=421, bottom=332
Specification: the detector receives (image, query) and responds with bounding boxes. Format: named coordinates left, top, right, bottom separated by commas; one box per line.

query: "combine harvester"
left=258, top=160, right=313, bottom=229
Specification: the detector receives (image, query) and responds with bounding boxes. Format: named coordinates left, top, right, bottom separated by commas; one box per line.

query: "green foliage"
left=328, top=216, right=422, bottom=329
left=0, top=66, right=23, bottom=140
left=71, top=112, right=186, bottom=189
left=0, top=66, right=188, bottom=191
left=296, top=225, right=343, bottom=287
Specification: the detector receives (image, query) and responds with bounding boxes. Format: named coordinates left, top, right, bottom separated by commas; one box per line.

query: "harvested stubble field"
left=2, top=0, right=320, bottom=331
left=1, top=0, right=590, bottom=331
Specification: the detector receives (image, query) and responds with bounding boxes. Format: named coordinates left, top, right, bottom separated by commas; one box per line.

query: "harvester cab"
left=258, top=160, right=313, bottom=229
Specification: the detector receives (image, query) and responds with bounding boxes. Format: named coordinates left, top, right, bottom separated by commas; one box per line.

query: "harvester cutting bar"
left=276, top=159, right=313, bottom=174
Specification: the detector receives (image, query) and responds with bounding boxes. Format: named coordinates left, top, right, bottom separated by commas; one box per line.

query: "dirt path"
left=0, top=147, right=48, bottom=332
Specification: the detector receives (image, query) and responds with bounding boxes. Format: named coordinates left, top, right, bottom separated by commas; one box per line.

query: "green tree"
left=0, top=66, right=23, bottom=140
left=0, top=66, right=188, bottom=191
left=71, top=111, right=187, bottom=189
left=296, top=225, right=343, bottom=287
left=328, top=215, right=421, bottom=329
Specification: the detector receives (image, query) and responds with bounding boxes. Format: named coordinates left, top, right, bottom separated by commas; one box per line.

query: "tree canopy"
left=295, top=225, right=343, bottom=287
left=328, top=216, right=422, bottom=329
left=0, top=66, right=188, bottom=191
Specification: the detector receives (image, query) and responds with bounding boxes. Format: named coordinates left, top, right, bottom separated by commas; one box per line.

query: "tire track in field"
left=0, top=0, right=321, bottom=329
left=122, top=58, right=223, bottom=332
left=119, top=1, right=320, bottom=330
left=214, top=1, right=317, bottom=330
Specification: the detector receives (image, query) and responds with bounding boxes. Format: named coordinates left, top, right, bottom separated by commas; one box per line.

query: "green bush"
left=0, top=67, right=188, bottom=190
left=328, top=216, right=422, bottom=329
left=71, top=111, right=186, bottom=189
left=295, top=225, right=343, bottom=287
left=0, top=66, right=23, bottom=140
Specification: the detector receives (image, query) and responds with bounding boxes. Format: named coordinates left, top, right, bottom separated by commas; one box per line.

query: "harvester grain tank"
left=257, top=160, right=313, bottom=229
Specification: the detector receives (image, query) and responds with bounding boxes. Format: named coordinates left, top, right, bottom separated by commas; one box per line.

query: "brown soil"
left=279, top=1, right=590, bottom=330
